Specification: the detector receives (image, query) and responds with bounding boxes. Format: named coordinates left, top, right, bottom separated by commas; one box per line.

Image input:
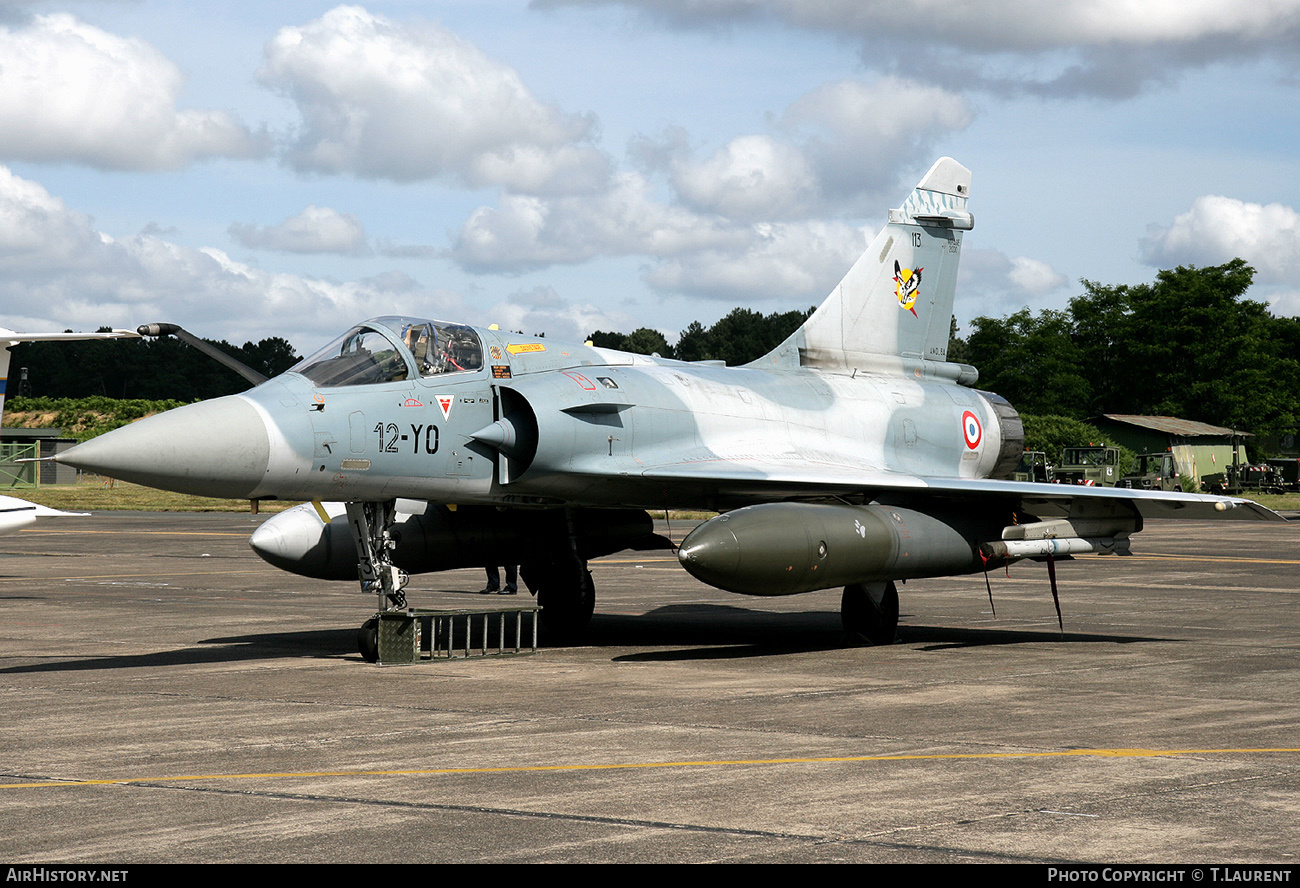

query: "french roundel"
left=961, top=410, right=982, bottom=449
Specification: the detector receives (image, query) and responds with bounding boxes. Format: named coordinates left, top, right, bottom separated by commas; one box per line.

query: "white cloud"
left=0, top=14, right=263, bottom=170
left=664, top=134, right=820, bottom=220
left=1261, top=286, right=1300, bottom=317
left=1007, top=256, right=1069, bottom=295
left=958, top=248, right=1070, bottom=315
left=644, top=220, right=868, bottom=302
left=780, top=78, right=973, bottom=192
left=453, top=73, right=968, bottom=298
left=482, top=285, right=638, bottom=342
left=765, top=0, right=1300, bottom=50
left=1141, top=195, right=1300, bottom=283
left=448, top=65, right=981, bottom=313
left=452, top=172, right=745, bottom=272
left=258, top=5, right=609, bottom=192
left=230, top=205, right=368, bottom=254
left=546, top=0, right=1300, bottom=96
left=452, top=181, right=865, bottom=302
left=637, top=78, right=971, bottom=221
left=0, top=165, right=463, bottom=346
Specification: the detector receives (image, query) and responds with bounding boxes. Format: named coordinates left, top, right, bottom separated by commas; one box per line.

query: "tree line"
left=10, top=333, right=300, bottom=402
left=589, top=306, right=815, bottom=364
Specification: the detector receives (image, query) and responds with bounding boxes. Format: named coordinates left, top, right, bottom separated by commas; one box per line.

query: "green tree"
left=1071, top=260, right=1300, bottom=437
left=946, top=315, right=970, bottom=364
left=622, top=328, right=672, bottom=357
left=588, top=328, right=673, bottom=357
left=964, top=309, right=1091, bottom=418
left=673, top=321, right=711, bottom=362
left=11, top=333, right=301, bottom=401
left=588, top=306, right=813, bottom=366
left=587, top=330, right=628, bottom=351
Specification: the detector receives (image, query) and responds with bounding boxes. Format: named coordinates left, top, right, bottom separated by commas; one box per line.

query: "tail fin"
left=753, top=157, right=974, bottom=380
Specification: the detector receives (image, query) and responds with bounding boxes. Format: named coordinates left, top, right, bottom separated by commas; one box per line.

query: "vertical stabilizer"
left=753, top=158, right=973, bottom=379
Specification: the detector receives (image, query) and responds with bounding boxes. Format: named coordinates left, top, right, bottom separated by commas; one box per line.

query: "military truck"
left=1055, top=445, right=1121, bottom=487
left=1203, top=463, right=1285, bottom=496
left=1012, top=450, right=1054, bottom=483
left=1266, top=458, right=1300, bottom=492
left=1120, top=452, right=1182, bottom=492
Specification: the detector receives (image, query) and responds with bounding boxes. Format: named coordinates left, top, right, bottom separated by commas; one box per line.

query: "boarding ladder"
left=373, top=605, right=539, bottom=665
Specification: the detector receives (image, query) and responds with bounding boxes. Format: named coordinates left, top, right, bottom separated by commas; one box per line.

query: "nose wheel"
left=358, top=617, right=379, bottom=663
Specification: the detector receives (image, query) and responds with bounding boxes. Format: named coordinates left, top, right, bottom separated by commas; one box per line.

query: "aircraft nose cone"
left=56, top=395, right=272, bottom=499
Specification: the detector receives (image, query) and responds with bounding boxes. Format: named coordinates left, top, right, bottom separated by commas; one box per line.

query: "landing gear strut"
left=522, top=552, right=595, bottom=642
left=345, top=500, right=408, bottom=662
left=842, top=580, right=899, bottom=645
left=521, top=510, right=596, bottom=642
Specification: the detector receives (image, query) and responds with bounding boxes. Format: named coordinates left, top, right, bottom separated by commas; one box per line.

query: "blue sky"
left=1, top=1, right=1297, bottom=355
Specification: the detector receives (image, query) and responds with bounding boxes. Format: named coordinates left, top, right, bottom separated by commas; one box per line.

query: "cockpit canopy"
left=291, top=317, right=484, bottom=387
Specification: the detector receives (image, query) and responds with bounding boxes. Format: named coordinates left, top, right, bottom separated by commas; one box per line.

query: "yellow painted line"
left=5, top=747, right=1299, bottom=790
left=1126, top=553, right=1300, bottom=565
left=21, top=528, right=250, bottom=537
left=594, top=557, right=679, bottom=564
left=0, top=569, right=271, bottom=583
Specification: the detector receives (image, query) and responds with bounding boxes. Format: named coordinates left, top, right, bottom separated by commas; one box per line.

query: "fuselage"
left=57, top=315, right=1018, bottom=510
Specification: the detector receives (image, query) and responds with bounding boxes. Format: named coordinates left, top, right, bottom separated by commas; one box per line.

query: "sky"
left=0, top=0, right=1298, bottom=356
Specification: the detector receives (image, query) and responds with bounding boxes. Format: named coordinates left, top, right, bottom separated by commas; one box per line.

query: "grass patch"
left=12, top=477, right=295, bottom=513
left=1241, top=492, right=1300, bottom=511
left=5, top=397, right=188, bottom=443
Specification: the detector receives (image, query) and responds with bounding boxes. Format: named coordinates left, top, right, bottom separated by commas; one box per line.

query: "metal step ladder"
left=375, top=606, right=539, bottom=664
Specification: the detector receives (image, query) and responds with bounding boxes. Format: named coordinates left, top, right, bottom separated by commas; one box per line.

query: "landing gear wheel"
left=842, top=580, right=899, bottom=645
left=525, top=555, right=595, bottom=642
left=358, top=617, right=379, bottom=663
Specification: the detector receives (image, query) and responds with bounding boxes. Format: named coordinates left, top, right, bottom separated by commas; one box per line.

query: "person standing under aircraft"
left=481, top=563, right=518, bottom=595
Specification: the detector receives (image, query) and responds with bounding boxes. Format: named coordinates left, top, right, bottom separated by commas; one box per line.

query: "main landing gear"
left=841, top=580, right=899, bottom=645
left=521, top=551, right=595, bottom=642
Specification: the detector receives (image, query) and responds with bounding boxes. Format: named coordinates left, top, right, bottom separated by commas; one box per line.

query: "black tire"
left=529, top=555, right=595, bottom=642
left=842, top=581, right=899, bottom=645
left=358, top=617, right=379, bottom=663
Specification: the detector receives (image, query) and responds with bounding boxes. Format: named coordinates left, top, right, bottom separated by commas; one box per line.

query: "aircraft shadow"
left=593, top=605, right=1162, bottom=661
left=0, top=610, right=1163, bottom=674
left=0, top=628, right=357, bottom=674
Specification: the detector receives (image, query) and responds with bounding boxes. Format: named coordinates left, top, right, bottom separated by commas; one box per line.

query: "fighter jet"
left=0, top=327, right=138, bottom=534
left=54, top=158, right=1281, bottom=652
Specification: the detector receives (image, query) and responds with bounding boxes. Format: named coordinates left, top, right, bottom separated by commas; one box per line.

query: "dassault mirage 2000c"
left=55, top=158, right=1281, bottom=653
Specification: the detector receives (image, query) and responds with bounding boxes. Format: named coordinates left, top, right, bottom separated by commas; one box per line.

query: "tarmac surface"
left=2, top=511, right=1299, bottom=864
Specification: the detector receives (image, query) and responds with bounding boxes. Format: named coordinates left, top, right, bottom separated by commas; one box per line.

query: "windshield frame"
left=289, top=316, right=485, bottom=388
